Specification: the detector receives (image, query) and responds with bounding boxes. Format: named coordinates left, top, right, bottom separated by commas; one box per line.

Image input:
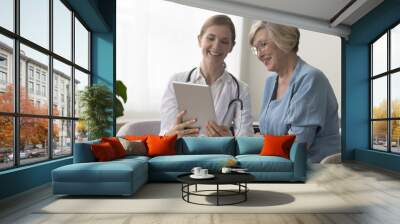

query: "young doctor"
left=160, top=15, right=254, bottom=138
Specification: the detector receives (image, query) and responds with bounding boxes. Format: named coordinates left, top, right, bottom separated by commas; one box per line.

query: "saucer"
left=190, top=174, right=215, bottom=179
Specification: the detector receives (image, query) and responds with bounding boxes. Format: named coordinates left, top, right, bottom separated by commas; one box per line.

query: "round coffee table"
left=177, top=172, right=255, bottom=206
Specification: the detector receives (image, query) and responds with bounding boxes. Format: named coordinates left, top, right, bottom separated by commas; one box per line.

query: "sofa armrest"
left=73, top=140, right=100, bottom=163
left=289, top=143, right=307, bottom=181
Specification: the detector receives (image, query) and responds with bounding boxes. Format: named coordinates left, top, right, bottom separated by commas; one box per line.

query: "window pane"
left=20, top=44, right=49, bottom=115
left=20, top=0, right=49, bottom=49
left=0, top=34, right=14, bottom=112
left=53, top=0, right=72, bottom=60
left=75, top=120, right=88, bottom=143
left=372, top=33, right=387, bottom=76
left=53, top=59, right=72, bottom=117
left=391, top=72, right=400, bottom=118
left=0, top=0, right=13, bottom=31
left=74, top=69, right=89, bottom=118
left=391, top=120, right=400, bottom=153
left=0, top=116, right=13, bottom=170
left=372, top=121, right=387, bottom=151
left=391, top=24, right=400, bottom=70
left=75, top=18, right=89, bottom=70
left=20, top=117, right=49, bottom=165
left=372, top=77, right=387, bottom=119
left=53, top=119, right=72, bottom=158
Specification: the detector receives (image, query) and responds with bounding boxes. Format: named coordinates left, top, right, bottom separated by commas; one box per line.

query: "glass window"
left=53, top=59, right=71, bottom=116
left=20, top=44, right=49, bottom=115
left=391, top=120, right=400, bottom=153
left=0, top=116, right=14, bottom=170
left=0, top=34, right=13, bottom=113
left=28, top=67, right=34, bottom=79
left=74, top=69, right=89, bottom=118
left=0, top=71, right=7, bottom=84
left=19, top=117, right=49, bottom=165
left=75, top=120, right=88, bottom=143
left=74, top=18, right=89, bottom=70
left=36, top=83, right=40, bottom=95
left=391, top=72, right=400, bottom=118
left=371, top=23, right=400, bottom=154
left=53, top=0, right=72, bottom=60
left=391, top=24, right=400, bottom=70
left=372, top=77, right=387, bottom=119
left=53, top=119, right=72, bottom=158
left=0, top=0, right=14, bottom=31
left=20, top=0, right=49, bottom=49
left=372, top=34, right=387, bottom=76
left=28, top=81, right=34, bottom=93
left=372, top=121, right=388, bottom=151
left=0, top=54, right=7, bottom=67
left=1, top=0, right=92, bottom=169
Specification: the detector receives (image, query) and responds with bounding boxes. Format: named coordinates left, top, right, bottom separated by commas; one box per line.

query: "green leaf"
left=116, top=80, right=127, bottom=103
left=114, top=96, right=124, bottom=118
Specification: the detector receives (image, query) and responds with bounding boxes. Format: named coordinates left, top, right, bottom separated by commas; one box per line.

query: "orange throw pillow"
left=101, top=137, right=127, bottom=158
left=146, top=135, right=177, bottom=157
left=260, top=134, right=296, bottom=159
left=91, top=142, right=117, bottom=161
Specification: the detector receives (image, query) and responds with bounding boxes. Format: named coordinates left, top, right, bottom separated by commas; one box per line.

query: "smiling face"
left=198, top=25, right=234, bottom=66
left=252, top=28, right=287, bottom=72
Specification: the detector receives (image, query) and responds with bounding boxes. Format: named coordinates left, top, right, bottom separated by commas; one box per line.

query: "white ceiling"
left=166, top=0, right=384, bottom=38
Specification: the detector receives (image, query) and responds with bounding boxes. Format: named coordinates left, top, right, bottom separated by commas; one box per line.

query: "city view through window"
left=0, top=0, right=90, bottom=170
left=371, top=23, right=400, bottom=153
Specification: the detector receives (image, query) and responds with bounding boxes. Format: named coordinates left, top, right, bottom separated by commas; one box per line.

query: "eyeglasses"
left=251, top=41, right=268, bottom=56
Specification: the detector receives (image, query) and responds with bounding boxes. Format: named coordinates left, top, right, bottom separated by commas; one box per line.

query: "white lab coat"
left=160, top=67, right=254, bottom=136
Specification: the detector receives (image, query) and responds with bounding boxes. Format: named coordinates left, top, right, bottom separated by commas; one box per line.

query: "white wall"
left=240, top=19, right=342, bottom=121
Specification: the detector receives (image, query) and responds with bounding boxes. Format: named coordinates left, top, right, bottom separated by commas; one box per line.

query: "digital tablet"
left=172, top=81, right=217, bottom=134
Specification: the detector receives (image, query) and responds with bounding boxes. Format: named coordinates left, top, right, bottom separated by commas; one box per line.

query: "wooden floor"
left=1, top=162, right=400, bottom=224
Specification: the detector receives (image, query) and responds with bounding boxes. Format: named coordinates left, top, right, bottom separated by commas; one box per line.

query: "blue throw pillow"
left=178, top=137, right=235, bottom=155
left=236, top=137, right=263, bottom=155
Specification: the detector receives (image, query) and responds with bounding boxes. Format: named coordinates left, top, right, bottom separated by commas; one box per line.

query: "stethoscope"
left=186, top=67, right=243, bottom=110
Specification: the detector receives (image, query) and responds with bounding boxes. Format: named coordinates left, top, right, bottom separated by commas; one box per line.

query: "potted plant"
left=79, top=81, right=127, bottom=140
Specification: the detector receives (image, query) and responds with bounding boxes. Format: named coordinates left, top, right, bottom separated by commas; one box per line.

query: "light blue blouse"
left=259, top=57, right=340, bottom=162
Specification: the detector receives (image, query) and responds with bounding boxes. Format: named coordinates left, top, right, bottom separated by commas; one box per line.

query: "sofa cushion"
left=148, top=154, right=235, bottom=172
left=236, top=155, right=293, bottom=172
left=147, top=135, right=177, bottom=156
left=91, top=142, right=118, bottom=161
left=53, top=158, right=148, bottom=183
left=101, top=137, right=127, bottom=158
left=260, top=134, right=296, bottom=159
left=178, top=137, right=235, bottom=155
left=118, top=138, right=147, bottom=156
left=236, top=137, right=263, bottom=155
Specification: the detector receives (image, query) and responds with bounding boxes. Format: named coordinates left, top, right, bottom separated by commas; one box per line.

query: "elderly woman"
left=160, top=15, right=254, bottom=138
left=248, top=21, right=340, bottom=163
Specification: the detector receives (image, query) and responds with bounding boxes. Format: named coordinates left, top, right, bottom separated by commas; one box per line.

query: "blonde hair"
left=199, top=15, right=236, bottom=45
left=248, top=21, right=299, bottom=53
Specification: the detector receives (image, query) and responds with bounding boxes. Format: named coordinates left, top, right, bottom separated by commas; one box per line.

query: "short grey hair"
left=248, top=21, right=300, bottom=53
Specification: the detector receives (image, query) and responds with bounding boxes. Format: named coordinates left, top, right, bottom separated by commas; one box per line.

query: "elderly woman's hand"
left=206, top=121, right=232, bottom=137
left=165, top=110, right=200, bottom=138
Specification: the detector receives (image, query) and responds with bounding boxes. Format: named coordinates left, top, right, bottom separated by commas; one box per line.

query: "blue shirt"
left=259, top=57, right=340, bottom=162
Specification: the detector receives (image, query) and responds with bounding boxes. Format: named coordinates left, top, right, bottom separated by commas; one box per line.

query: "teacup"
left=199, top=168, right=208, bottom=176
left=191, top=167, right=202, bottom=176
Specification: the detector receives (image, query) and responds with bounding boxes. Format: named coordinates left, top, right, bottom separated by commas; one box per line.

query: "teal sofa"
left=52, top=137, right=306, bottom=196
